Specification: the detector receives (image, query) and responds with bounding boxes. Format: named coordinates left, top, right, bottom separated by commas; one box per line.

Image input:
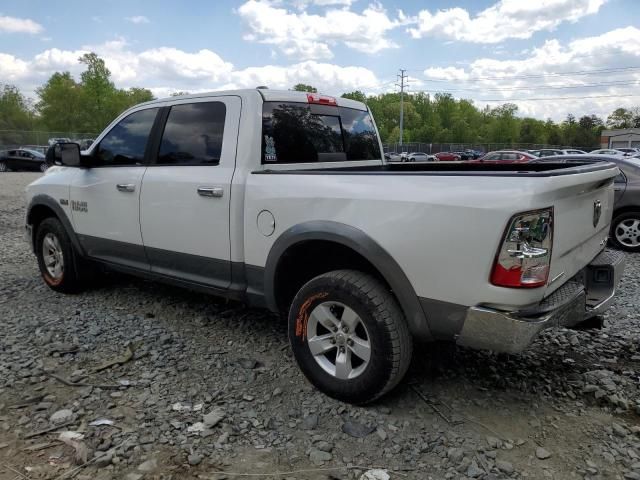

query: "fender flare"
left=26, top=194, right=84, bottom=255
left=263, top=220, right=432, bottom=341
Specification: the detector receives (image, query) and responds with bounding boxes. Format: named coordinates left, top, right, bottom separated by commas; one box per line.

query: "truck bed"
left=256, top=160, right=615, bottom=177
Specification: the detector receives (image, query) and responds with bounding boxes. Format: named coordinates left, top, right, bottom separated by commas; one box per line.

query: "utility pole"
left=396, top=69, right=409, bottom=147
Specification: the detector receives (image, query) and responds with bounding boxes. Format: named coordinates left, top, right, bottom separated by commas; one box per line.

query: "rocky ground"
left=0, top=172, right=639, bottom=480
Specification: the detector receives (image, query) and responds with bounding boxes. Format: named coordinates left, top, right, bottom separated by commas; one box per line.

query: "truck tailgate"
left=543, top=170, right=615, bottom=297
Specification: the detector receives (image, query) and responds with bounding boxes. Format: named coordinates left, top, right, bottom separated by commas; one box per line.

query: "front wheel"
left=611, top=211, right=640, bottom=252
left=39, top=162, right=49, bottom=172
left=35, top=217, right=88, bottom=293
left=288, top=270, right=413, bottom=404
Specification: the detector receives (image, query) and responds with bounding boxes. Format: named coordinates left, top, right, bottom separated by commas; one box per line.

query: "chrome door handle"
left=197, top=186, right=224, bottom=198
left=116, top=184, right=136, bottom=193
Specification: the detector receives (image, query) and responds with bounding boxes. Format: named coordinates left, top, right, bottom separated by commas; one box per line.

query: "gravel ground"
left=1, top=172, right=639, bottom=480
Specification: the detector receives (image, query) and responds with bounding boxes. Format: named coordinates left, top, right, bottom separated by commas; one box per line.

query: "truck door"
left=139, top=96, right=240, bottom=289
left=69, top=107, right=160, bottom=270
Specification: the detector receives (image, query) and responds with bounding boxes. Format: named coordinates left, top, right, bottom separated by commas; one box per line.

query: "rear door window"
left=157, top=102, right=226, bottom=165
left=262, top=102, right=381, bottom=164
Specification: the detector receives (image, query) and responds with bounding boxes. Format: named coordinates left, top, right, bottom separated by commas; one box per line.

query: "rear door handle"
left=197, top=186, right=224, bottom=198
left=116, top=184, right=136, bottom=193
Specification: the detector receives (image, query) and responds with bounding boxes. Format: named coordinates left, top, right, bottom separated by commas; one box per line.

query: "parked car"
left=561, top=149, right=587, bottom=155
left=459, top=149, right=483, bottom=160
left=615, top=148, right=640, bottom=155
left=590, top=149, right=628, bottom=156
left=535, top=148, right=566, bottom=157
left=399, top=151, right=409, bottom=161
left=77, top=138, right=95, bottom=150
left=0, top=148, right=48, bottom=172
left=532, top=154, right=640, bottom=252
left=406, top=152, right=435, bottom=162
left=48, top=137, right=71, bottom=146
left=472, top=150, right=537, bottom=163
left=434, top=151, right=461, bottom=161
left=26, top=89, right=624, bottom=403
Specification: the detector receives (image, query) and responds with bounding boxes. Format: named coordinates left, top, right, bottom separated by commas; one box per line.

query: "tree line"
left=1, top=59, right=639, bottom=149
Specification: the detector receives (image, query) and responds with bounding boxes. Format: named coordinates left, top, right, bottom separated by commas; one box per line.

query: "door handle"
left=116, top=184, right=136, bottom=193
left=197, top=186, right=224, bottom=198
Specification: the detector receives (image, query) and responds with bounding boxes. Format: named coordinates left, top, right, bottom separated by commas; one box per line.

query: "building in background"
left=600, top=128, right=640, bottom=149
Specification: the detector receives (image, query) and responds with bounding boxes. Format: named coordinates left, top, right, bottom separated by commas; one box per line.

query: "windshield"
left=261, top=101, right=381, bottom=164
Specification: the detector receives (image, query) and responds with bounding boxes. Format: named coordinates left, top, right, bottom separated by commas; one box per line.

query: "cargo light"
left=491, top=207, right=553, bottom=288
left=306, top=93, right=337, bottom=106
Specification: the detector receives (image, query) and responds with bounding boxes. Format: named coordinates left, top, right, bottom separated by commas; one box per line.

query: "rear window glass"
left=262, top=102, right=381, bottom=164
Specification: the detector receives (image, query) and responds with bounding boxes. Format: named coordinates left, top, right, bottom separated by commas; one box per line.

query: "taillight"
left=491, top=208, right=553, bottom=288
left=306, top=93, right=337, bottom=106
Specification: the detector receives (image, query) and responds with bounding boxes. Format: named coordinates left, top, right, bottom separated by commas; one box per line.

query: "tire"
left=288, top=269, right=413, bottom=404
left=35, top=217, right=87, bottom=293
left=610, top=211, right=640, bottom=252
left=0, top=161, right=7, bottom=172
left=39, top=162, right=48, bottom=172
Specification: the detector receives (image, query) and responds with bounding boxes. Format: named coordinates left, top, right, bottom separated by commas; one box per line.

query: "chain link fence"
left=0, top=130, right=98, bottom=153
left=383, top=142, right=592, bottom=155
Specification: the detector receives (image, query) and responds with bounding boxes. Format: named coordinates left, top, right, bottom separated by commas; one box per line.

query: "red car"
left=471, top=150, right=537, bottom=164
left=434, top=151, right=461, bottom=161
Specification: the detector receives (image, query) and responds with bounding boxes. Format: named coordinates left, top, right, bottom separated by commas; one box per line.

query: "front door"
left=139, top=97, right=240, bottom=288
left=69, top=107, right=160, bottom=270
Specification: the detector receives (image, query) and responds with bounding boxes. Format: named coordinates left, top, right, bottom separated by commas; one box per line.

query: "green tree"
left=292, top=83, right=317, bottom=93
left=36, top=72, right=83, bottom=132
left=606, top=108, right=633, bottom=129
left=78, top=53, right=118, bottom=132
left=341, top=90, right=367, bottom=103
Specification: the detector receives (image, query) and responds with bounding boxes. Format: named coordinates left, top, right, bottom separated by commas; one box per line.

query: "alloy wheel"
left=306, top=301, right=371, bottom=380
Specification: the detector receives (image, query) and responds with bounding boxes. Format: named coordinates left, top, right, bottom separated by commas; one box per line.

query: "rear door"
left=69, top=107, right=160, bottom=269
left=139, top=96, right=240, bottom=288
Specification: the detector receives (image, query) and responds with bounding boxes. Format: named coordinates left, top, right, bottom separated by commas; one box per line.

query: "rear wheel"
left=39, top=162, right=48, bottom=172
left=611, top=211, right=640, bottom=252
left=35, top=217, right=89, bottom=293
left=0, top=161, right=7, bottom=172
left=288, top=269, right=412, bottom=404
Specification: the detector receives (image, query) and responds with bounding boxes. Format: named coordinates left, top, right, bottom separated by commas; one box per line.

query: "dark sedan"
left=0, top=149, right=48, bottom=172
left=533, top=154, right=640, bottom=252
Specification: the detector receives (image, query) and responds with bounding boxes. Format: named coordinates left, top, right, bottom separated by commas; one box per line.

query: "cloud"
left=0, top=15, right=44, bottom=34
left=408, top=0, right=606, bottom=43
left=237, top=0, right=401, bottom=59
left=421, top=27, right=640, bottom=120
left=0, top=39, right=381, bottom=100
left=125, top=15, right=150, bottom=24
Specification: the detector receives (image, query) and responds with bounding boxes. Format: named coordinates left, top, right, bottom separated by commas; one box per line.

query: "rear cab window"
left=261, top=101, right=381, bottom=164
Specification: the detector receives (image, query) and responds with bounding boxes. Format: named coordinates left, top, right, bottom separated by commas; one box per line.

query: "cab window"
left=261, top=102, right=381, bottom=164
left=96, top=108, right=159, bottom=166
left=157, top=102, right=226, bottom=165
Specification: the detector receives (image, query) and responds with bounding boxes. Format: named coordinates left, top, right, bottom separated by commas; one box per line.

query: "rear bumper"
left=456, top=249, right=625, bottom=354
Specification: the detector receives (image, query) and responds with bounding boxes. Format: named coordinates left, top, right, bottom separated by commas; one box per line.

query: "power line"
left=418, top=79, right=640, bottom=93
left=474, top=93, right=640, bottom=102
left=420, top=65, right=640, bottom=83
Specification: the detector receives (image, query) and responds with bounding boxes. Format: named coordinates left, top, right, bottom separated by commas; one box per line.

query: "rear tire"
left=288, top=269, right=413, bottom=404
left=35, top=217, right=89, bottom=293
left=610, top=211, right=640, bottom=252
left=0, top=161, right=8, bottom=172
left=39, top=162, right=48, bottom=172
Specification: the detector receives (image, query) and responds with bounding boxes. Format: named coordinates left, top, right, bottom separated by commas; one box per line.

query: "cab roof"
left=140, top=88, right=368, bottom=111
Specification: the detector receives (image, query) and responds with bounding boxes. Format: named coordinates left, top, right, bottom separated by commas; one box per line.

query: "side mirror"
left=47, top=142, right=83, bottom=167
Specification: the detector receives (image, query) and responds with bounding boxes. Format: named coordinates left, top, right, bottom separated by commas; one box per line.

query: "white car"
left=590, top=149, right=628, bottom=156
left=406, top=152, right=435, bottom=162
left=561, top=149, right=587, bottom=155
left=25, top=89, right=625, bottom=403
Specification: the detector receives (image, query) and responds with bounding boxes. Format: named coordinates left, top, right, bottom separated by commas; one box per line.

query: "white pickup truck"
left=26, top=89, right=625, bottom=403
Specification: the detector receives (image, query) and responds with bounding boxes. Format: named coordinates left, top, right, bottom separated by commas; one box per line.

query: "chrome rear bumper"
left=456, top=249, right=626, bottom=354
